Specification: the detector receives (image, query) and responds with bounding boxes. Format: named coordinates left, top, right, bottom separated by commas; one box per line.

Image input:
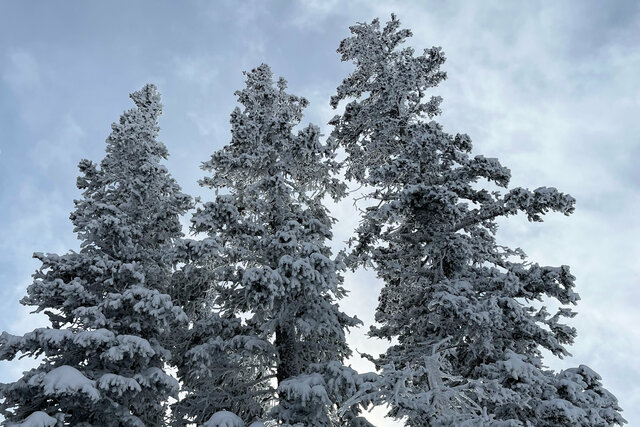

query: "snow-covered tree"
left=188, top=64, right=363, bottom=426
left=0, top=84, right=192, bottom=426
left=330, top=15, right=625, bottom=426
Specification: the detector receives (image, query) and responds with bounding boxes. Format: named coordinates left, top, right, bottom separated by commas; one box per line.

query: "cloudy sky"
left=1, top=1, right=638, bottom=425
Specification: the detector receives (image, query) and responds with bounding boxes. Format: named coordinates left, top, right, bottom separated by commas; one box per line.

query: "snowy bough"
left=0, top=85, right=192, bottom=426
left=329, top=15, right=625, bottom=426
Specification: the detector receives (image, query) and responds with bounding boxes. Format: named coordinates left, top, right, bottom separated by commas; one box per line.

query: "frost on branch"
left=272, top=374, right=331, bottom=426
left=9, top=411, right=59, bottom=427
left=202, top=410, right=245, bottom=427
left=29, top=365, right=101, bottom=402
left=200, top=411, right=268, bottom=427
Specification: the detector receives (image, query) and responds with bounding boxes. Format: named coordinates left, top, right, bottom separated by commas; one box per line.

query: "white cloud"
left=2, top=49, right=41, bottom=89
left=187, top=110, right=225, bottom=137
left=28, top=115, right=85, bottom=171
left=174, top=55, right=220, bottom=90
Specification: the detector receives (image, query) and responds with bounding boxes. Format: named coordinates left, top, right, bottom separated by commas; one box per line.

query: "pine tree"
left=330, top=15, right=625, bottom=426
left=0, top=85, right=192, bottom=426
left=187, top=64, right=364, bottom=426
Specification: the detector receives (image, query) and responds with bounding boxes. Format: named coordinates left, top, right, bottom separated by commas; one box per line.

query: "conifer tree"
left=0, top=85, right=192, bottom=426
left=330, top=16, right=625, bottom=426
left=188, top=64, right=364, bottom=426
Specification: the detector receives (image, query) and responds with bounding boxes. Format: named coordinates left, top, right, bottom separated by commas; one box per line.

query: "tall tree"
left=189, top=64, right=364, bottom=426
left=0, top=85, right=192, bottom=426
left=330, top=15, right=625, bottom=426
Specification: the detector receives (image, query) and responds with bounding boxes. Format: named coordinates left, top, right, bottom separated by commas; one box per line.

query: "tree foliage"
left=329, top=15, right=625, bottom=426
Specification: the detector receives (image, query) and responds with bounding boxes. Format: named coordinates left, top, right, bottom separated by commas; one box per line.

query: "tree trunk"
left=275, top=322, right=300, bottom=384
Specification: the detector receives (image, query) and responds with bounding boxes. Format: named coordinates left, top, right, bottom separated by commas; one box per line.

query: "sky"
left=1, top=1, right=639, bottom=425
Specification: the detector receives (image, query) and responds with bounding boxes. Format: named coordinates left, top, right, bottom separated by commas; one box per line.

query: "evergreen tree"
left=330, top=16, right=625, bottom=426
left=0, top=85, right=192, bottom=426
left=188, top=64, right=364, bottom=426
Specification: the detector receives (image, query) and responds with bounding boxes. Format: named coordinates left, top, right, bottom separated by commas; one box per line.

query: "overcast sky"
left=1, top=1, right=638, bottom=425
